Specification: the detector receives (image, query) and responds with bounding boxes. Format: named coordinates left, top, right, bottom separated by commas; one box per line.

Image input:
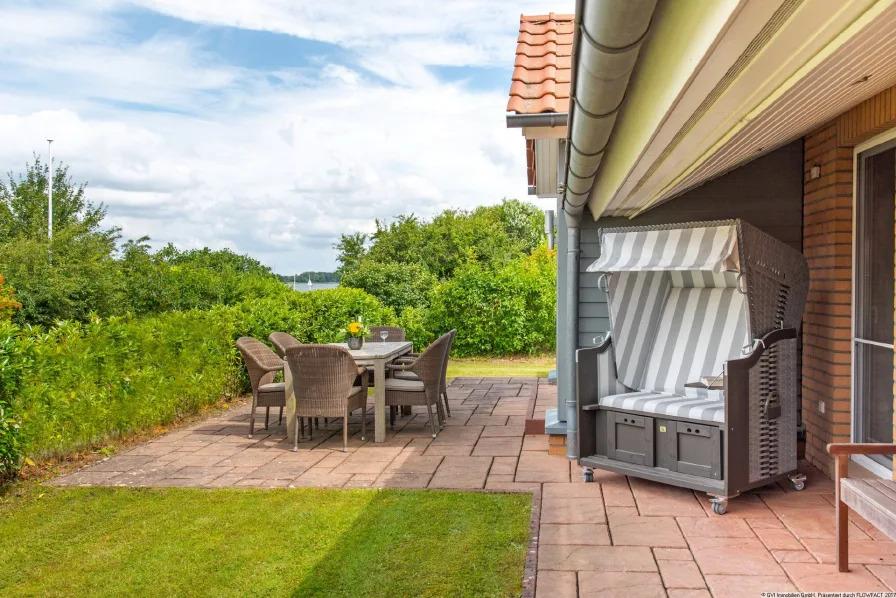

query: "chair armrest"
left=828, top=443, right=896, bottom=456
left=728, top=328, right=798, bottom=369
left=387, top=362, right=414, bottom=371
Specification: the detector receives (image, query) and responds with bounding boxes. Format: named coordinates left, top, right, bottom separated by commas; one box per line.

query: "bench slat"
left=842, top=479, right=896, bottom=542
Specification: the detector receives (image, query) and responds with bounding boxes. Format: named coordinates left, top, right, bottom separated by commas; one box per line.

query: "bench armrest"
left=828, top=443, right=896, bottom=456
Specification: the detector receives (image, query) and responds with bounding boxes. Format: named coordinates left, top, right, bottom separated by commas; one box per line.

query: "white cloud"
left=0, top=0, right=571, bottom=271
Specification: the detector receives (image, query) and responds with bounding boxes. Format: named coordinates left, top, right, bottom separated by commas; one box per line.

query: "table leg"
left=374, top=357, right=386, bottom=442
left=284, top=359, right=296, bottom=441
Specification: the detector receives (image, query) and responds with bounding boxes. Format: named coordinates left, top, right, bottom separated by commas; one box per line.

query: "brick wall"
left=802, top=124, right=853, bottom=475
left=801, top=84, right=896, bottom=476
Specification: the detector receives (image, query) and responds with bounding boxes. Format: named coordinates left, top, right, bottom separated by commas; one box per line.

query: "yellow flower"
left=348, top=322, right=361, bottom=334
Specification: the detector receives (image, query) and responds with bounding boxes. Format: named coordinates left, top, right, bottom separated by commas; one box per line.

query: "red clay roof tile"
left=507, top=12, right=574, bottom=115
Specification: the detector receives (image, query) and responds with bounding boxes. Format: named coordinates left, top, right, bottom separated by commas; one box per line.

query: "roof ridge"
left=519, top=12, right=575, bottom=22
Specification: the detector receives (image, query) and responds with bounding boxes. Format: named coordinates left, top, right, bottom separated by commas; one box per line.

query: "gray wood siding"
left=576, top=139, right=804, bottom=348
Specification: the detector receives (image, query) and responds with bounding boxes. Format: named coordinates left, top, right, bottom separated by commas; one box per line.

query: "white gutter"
left=563, top=0, right=659, bottom=219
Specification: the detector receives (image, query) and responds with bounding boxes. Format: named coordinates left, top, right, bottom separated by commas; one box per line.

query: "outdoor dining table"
left=283, top=341, right=413, bottom=443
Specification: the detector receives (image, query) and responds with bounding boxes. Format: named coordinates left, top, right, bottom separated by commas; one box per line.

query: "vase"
left=347, top=337, right=364, bottom=350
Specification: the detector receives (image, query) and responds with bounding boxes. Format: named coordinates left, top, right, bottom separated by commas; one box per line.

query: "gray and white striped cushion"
left=599, top=391, right=725, bottom=423
left=640, top=287, right=748, bottom=399
left=607, top=271, right=670, bottom=390
left=587, top=225, right=739, bottom=273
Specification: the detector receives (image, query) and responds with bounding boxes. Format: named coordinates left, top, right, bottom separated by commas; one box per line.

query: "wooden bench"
left=828, top=443, right=896, bottom=572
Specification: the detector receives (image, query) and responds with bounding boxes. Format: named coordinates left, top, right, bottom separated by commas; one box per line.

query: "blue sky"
left=0, top=0, right=572, bottom=272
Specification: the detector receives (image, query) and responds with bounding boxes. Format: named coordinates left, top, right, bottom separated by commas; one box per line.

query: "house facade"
left=508, top=1, right=896, bottom=478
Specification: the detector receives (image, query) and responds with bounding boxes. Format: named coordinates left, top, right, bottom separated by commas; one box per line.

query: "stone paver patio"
left=52, top=377, right=896, bottom=596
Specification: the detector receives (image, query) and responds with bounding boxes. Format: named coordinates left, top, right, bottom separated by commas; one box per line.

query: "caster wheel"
left=582, top=469, right=594, bottom=483
left=711, top=501, right=727, bottom=515
left=791, top=480, right=805, bottom=491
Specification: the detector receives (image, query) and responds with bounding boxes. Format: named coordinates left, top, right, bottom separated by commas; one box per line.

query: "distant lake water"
left=284, top=282, right=339, bottom=292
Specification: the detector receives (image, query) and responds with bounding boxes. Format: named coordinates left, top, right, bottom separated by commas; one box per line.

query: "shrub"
left=0, top=322, right=26, bottom=481
left=425, top=245, right=556, bottom=356
left=230, top=287, right=394, bottom=347
left=0, top=274, right=21, bottom=321
left=340, top=261, right=436, bottom=312
left=397, top=306, right=434, bottom=352
left=7, top=311, right=239, bottom=460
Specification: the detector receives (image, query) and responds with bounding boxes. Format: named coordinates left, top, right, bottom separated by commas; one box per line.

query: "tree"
left=0, top=158, right=123, bottom=326
left=340, top=261, right=436, bottom=313
left=335, top=199, right=546, bottom=282
left=0, top=156, right=110, bottom=242
left=333, top=232, right=368, bottom=275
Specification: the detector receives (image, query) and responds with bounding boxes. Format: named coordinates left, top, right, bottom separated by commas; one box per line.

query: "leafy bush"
left=5, top=312, right=239, bottom=460
left=425, top=245, right=556, bottom=356
left=230, top=287, right=395, bottom=348
left=0, top=274, right=21, bottom=321
left=340, top=261, right=436, bottom=312
left=0, top=322, right=26, bottom=481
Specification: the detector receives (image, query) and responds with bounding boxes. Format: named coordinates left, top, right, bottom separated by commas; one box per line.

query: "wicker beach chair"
left=576, top=220, right=810, bottom=514
left=268, top=332, right=301, bottom=358
left=285, top=345, right=368, bottom=452
left=394, top=329, right=456, bottom=417
left=236, top=337, right=288, bottom=438
left=385, top=332, right=452, bottom=438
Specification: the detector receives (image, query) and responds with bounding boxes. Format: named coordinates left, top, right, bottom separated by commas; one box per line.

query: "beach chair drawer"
left=606, top=411, right=654, bottom=467
left=655, top=419, right=722, bottom=479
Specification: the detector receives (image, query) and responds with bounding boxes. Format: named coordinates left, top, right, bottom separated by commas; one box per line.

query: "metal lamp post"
left=47, top=139, right=53, bottom=242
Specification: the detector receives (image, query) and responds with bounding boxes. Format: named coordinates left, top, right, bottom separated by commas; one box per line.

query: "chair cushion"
left=392, top=371, right=419, bottom=381
left=640, top=286, right=747, bottom=399
left=259, top=382, right=286, bottom=393
left=599, top=391, right=724, bottom=423
left=385, top=378, right=424, bottom=392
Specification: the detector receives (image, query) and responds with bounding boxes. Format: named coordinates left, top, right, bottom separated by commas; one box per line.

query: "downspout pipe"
left=564, top=212, right=581, bottom=459
left=563, top=0, right=658, bottom=460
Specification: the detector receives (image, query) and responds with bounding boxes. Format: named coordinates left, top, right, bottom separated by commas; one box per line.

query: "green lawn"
left=447, top=355, right=554, bottom=379
left=0, top=486, right=531, bottom=597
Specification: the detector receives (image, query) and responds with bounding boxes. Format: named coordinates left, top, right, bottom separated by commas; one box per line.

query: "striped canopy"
left=587, top=225, right=740, bottom=273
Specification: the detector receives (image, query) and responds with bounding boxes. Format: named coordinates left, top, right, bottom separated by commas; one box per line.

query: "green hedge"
left=0, top=312, right=239, bottom=465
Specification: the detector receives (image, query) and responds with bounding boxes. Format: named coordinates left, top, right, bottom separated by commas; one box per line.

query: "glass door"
left=854, top=142, right=896, bottom=470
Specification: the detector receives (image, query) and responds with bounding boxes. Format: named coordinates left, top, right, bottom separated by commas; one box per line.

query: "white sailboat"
left=307, top=275, right=313, bottom=288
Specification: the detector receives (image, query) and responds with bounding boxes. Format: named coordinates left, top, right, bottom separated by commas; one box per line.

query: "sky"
left=0, top=0, right=574, bottom=273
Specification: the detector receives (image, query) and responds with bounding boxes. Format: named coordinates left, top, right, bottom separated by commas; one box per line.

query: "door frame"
left=851, top=126, right=896, bottom=479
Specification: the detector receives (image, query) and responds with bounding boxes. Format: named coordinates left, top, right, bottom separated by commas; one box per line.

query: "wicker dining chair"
left=269, top=331, right=330, bottom=428
left=385, top=332, right=452, bottom=438
left=368, top=326, right=405, bottom=342
left=394, top=329, right=456, bottom=417
left=285, top=345, right=369, bottom=452
left=236, top=337, right=287, bottom=438
left=268, top=331, right=301, bottom=358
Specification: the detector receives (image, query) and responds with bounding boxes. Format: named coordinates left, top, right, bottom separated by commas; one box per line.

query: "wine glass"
left=379, top=330, right=389, bottom=342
